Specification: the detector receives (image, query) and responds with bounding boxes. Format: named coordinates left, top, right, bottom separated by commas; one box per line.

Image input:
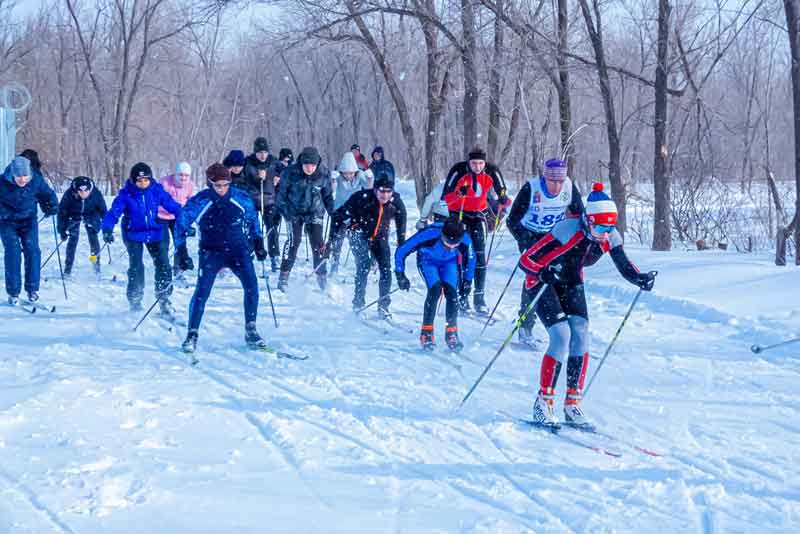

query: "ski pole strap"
left=583, top=287, right=644, bottom=398
left=459, top=282, right=549, bottom=409
left=479, top=263, right=519, bottom=337
left=354, top=287, right=403, bottom=314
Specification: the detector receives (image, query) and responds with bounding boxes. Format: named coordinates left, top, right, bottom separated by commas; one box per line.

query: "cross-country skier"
left=517, top=183, right=656, bottom=429
left=394, top=210, right=475, bottom=352
left=350, top=143, right=369, bottom=171
left=101, top=162, right=181, bottom=313
left=57, top=176, right=108, bottom=278
left=328, top=173, right=406, bottom=317
left=329, top=150, right=370, bottom=276
left=0, top=155, right=58, bottom=305
left=506, top=158, right=583, bottom=347
left=441, top=146, right=509, bottom=314
left=223, top=149, right=247, bottom=188
left=175, top=163, right=267, bottom=353
left=264, top=148, right=293, bottom=272
left=274, top=146, right=334, bottom=291
left=157, top=162, right=195, bottom=278
left=368, top=146, right=395, bottom=184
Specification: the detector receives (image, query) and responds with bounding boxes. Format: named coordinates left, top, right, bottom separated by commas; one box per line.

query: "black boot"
left=182, top=330, right=198, bottom=353
left=277, top=272, right=289, bottom=293
left=270, top=257, right=280, bottom=273
left=473, top=292, right=488, bottom=315
left=245, top=321, right=267, bottom=349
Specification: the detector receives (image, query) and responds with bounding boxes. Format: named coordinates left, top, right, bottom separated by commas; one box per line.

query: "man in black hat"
left=57, top=176, right=108, bottom=278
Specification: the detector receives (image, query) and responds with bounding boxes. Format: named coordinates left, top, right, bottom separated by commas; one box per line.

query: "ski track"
left=2, top=214, right=800, bottom=531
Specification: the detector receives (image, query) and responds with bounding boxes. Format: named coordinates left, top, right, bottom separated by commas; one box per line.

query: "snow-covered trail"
left=2, top=201, right=799, bottom=532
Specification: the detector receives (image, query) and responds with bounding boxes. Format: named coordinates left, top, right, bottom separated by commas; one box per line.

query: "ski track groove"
left=0, top=467, right=76, bottom=533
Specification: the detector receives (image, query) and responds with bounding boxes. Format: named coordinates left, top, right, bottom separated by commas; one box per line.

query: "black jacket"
left=330, top=189, right=407, bottom=245
left=243, top=153, right=277, bottom=210
left=369, top=159, right=396, bottom=183
left=57, top=185, right=108, bottom=234
left=275, top=162, right=334, bottom=221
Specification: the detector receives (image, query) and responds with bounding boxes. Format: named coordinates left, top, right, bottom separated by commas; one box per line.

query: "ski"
left=383, top=316, right=415, bottom=334
left=566, top=425, right=663, bottom=457
left=21, top=300, right=56, bottom=314
left=500, top=412, right=623, bottom=458
left=461, top=311, right=496, bottom=326
left=252, top=344, right=309, bottom=361
left=354, top=313, right=390, bottom=335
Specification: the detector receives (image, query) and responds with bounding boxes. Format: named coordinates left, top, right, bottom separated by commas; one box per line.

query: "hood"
left=338, top=152, right=359, bottom=173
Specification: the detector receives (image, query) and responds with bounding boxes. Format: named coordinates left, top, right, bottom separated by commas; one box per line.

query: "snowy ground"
left=1, top=186, right=800, bottom=533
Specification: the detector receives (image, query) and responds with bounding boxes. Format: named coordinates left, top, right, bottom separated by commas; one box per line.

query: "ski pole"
left=479, top=264, right=519, bottom=337
left=485, top=208, right=502, bottom=267
left=51, top=217, right=68, bottom=300
left=459, top=282, right=549, bottom=409
left=91, top=242, right=109, bottom=265
left=354, top=287, right=403, bottom=314
left=751, top=336, right=800, bottom=354
left=133, top=282, right=174, bottom=332
left=106, top=241, right=112, bottom=264
left=40, top=239, right=65, bottom=270
left=262, top=260, right=279, bottom=328
left=583, top=273, right=656, bottom=398
left=38, top=213, right=47, bottom=224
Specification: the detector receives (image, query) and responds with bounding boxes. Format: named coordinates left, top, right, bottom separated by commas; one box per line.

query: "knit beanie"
left=8, top=156, right=31, bottom=177
left=71, top=176, right=93, bottom=192
left=298, top=146, right=321, bottom=166
left=338, top=152, right=359, bottom=173
left=543, top=158, right=568, bottom=181
left=223, top=150, right=246, bottom=168
left=253, top=137, right=269, bottom=153
left=468, top=146, right=487, bottom=161
left=442, top=218, right=466, bottom=245
left=279, top=148, right=293, bottom=162
left=176, top=162, right=192, bottom=176
left=206, top=163, right=231, bottom=183
left=585, top=183, right=618, bottom=226
left=129, top=162, right=153, bottom=182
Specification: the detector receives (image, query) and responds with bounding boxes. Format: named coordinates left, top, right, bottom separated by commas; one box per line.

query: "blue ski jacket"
left=0, top=165, right=58, bottom=223
left=394, top=222, right=476, bottom=281
left=102, top=179, right=181, bottom=243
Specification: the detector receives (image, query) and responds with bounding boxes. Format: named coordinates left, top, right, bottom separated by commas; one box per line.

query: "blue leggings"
left=0, top=218, right=40, bottom=296
left=188, top=248, right=259, bottom=331
left=419, top=260, right=459, bottom=327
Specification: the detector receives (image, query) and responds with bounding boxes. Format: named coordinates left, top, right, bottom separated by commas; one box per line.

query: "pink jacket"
left=157, top=174, right=194, bottom=220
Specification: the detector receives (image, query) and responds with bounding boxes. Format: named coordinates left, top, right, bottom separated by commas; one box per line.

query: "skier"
left=415, top=180, right=445, bottom=230
left=329, top=150, right=370, bottom=276
left=157, top=162, right=195, bottom=278
left=368, top=146, right=395, bottom=184
left=57, top=176, right=108, bottom=278
left=0, top=155, right=58, bottom=304
left=517, top=183, right=656, bottom=429
left=175, top=163, right=267, bottom=353
left=441, top=146, right=509, bottom=314
left=394, top=212, right=475, bottom=352
left=101, top=162, right=182, bottom=313
left=328, top=173, right=405, bottom=317
left=506, top=158, right=583, bottom=347
left=350, top=143, right=370, bottom=171
left=264, top=148, right=293, bottom=272
left=223, top=149, right=247, bottom=188
left=274, top=146, right=334, bottom=291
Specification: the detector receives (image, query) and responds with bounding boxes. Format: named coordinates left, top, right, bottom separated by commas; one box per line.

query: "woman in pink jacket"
left=158, top=162, right=195, bottom=276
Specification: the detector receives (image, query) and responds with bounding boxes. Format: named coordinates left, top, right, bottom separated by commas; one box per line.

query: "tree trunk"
left=652, top=0, right=672, bottom=251
left=487, top=0, right=504, bottom=160
left=784, top=0, right=800, bottom=264
left=461, top=0, right=479, bottom=155
left=556, top=0, right=574, bottom=172
left=577, top=0, right=626, bottom=233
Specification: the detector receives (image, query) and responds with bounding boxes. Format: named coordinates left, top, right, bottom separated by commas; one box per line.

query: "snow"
left=1, top=183, right=799, bottom=532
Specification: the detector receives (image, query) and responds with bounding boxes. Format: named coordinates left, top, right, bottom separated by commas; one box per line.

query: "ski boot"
left=182, top=329, right=199, bottom=353
left=563, top=388, right=594, bottom=431
left=245, top=321, right=267, bottom=349
left=518, top=324, right=538, bottom=348
left=473, top=292, right=489, bottom=315
left=316, top=272, right=327, bottom=291
left=377, top=305, right=392, bottom=320
left=7, top=295, right=18, bottom=306
left=445, top=325, right=463, bottom=353
left=130, top=300, right=143, bottom=312
left=27, top=291, right=39, bottom=303
left=158, top=298, right=176, bottom=322
left=420, top=325, right=435, bottom=352
left=277, top=272, right=290, bottom=293
left=93, top=261, right=101, bottom=277
left=532, top=388, right=560, bottom=430
left=270, top=257, right=280, bottom=273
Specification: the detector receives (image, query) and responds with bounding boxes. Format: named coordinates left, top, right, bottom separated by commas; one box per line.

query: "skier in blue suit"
left=174, top=163, right=267, bottom=354
left=394, top=201, right=475, bottom=352
left=101, top=162, right=182, bottom=313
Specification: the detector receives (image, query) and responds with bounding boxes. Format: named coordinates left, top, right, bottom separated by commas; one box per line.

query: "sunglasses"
left=593, top=224, right=615, bottom=234
left=211, top=181, right=231, bottom=188
left=377, top=188, right=393, bottom=194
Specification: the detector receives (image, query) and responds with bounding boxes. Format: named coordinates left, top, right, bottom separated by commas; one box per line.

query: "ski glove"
left=59, top=231, right=68, bottom=242
left=253, top=237, right=268, bottom=262
left=43, top=205, right=58, bottom=217
left=177, top=245, right=194, bottom=271
left=635, top=271, right=656, bottom=291
left=460, top=278, right=472, bottom=297
left=395, top=271, right=410, bottom=291
left=103, top=230, right=114, bottom=243
left=538, top=264, right=563, bottom=285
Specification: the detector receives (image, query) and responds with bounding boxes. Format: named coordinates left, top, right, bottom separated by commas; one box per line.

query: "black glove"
left=177, top=245, right=194, bottom=271
left=103, top=230, right=114, bottom=243
left=538, top=264, right=563, bottom=285
left=59, top=231, right=68, bottom=242
left=43, top=206, right=58, bottom=217
left=395, top=271, right=410, bottom=291
left=397, top=235, right=406, bottom=247
left=635, top=271, right=656, bottom=291
left=253, top=236, right=268, bottom=261
left=460, top=278, right=472, bottom=296
left=185, top=226, right=196, bottom=237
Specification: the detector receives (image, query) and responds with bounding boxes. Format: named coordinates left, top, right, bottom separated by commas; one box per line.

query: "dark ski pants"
left=188, top=248, right=259, bottom=331
left=124, top=238, right=172, bottom=305
left=280, top=217, right=325, bottom=275
left=517, top=230, right=546, bottom=330
left=261, top=205, right=282, bottom=259
left=0, top=218, right=40, bottom=297
left=329, top=229, right=349, bottom=274
left=420, top=260, right=459, bottom=327
left=351, top=232, right=391, bottom=309
left=64, top=220, right=100, bottom=273
left=157, top=218, right=187, bottom=274
left=457, top=215, right=486, bottom=300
